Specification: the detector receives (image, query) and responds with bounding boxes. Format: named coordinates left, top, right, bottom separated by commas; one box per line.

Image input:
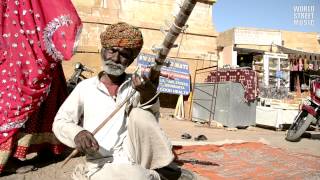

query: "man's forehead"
left=110, top=47, right=132, bottom=52
left=106, top=47, right=140, bottom=55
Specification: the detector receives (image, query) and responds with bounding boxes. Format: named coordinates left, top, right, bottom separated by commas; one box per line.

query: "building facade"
left=217, top=27, right=320, bottom=93
left=217, top=27, right=320, bottom=67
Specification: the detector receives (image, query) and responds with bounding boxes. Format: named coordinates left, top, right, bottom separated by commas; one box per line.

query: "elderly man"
left=53, top=22, right=194, bottom=180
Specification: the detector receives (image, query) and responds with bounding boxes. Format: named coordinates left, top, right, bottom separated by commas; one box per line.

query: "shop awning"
left=233, top=44, right=320, bottom=59
left=233, top=47, right=265, bottom=54
left=274, top=44, right=320, bottom=59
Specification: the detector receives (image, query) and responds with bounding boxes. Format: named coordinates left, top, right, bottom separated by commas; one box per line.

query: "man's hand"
left=74, top=130, right=99, bottom=154
left=132, top=68, right=160, bottom=105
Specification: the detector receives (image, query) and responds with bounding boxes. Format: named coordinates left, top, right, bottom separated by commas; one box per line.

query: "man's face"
left=101, top=47, right=140, bottom=76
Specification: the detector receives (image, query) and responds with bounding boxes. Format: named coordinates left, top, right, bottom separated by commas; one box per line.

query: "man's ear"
left=131, top=48, right=141, bottom=59
left=125, top=48, right=141, bottom=66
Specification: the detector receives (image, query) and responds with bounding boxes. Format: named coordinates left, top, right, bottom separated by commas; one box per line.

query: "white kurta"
left=53, top=74, right=160, bottom=164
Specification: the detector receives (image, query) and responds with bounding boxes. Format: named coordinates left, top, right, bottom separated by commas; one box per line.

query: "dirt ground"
left=1, top=108, right=320, bottom=180
left=159, top=108, right=320, bottom=157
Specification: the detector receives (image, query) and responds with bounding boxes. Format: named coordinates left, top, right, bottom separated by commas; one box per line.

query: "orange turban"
left=100, top=22, right=143, bottom=49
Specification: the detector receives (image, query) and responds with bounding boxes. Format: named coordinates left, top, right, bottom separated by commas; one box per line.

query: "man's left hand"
left=132, top=68, right=159, bottom=105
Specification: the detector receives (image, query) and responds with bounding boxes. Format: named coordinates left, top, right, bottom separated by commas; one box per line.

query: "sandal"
left=181, top=133, right=192, bottom=139
left=194, top=135, right=207, bottom=141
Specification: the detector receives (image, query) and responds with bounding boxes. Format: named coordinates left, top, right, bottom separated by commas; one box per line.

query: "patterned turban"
left=100, top=22, right=143, bottom=49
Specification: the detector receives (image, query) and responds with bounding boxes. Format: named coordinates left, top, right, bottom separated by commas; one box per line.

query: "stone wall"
left=281, top=31, right=320, bottom=52
left=64, top=0, right=218, bottom=83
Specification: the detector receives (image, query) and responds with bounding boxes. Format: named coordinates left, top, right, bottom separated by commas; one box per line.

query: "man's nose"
left=111, top=51, right=121, bottom=63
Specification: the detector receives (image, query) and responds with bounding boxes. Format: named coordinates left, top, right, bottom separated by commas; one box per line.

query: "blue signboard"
left=137, top=53, right=190, bottom=95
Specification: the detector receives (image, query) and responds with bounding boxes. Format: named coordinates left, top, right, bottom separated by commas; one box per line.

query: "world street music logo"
left=293, top=5, right=315, bottom=26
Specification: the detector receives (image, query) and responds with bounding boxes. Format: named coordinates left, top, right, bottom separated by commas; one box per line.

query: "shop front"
left=276, top=45, right=320, bottom=93
left=217, top=27, right=320, bottom=129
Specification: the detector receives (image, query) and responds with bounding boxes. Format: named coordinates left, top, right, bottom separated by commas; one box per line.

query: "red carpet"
left=173, top=142, right=320, bottom=179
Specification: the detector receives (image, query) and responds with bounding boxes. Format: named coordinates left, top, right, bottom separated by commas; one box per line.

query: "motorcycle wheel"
left=285, top=110, right=313, bottom=142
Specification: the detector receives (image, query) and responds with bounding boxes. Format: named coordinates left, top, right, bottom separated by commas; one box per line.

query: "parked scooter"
left=66, top=62, right=94, bottom=93
left=285, top=75, right=320, bottom=142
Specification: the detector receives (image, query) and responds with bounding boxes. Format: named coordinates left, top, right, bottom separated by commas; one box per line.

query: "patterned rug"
left=173, top=142, right=320, bottom=179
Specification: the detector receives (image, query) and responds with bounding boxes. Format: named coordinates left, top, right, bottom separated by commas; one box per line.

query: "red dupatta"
left=0, top=0, right=82, bottom=144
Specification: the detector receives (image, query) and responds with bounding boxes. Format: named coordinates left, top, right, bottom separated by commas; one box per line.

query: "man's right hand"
left=74, top=130, right=99, bottom=154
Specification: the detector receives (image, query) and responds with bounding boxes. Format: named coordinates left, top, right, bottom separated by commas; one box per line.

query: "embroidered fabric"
left=43, top=15, right=73, bottom=61
left=0, top=0, right=82, bottom=143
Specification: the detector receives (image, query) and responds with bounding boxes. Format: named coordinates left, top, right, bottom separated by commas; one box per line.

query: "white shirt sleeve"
left=52, top=83, right=85, bottom=148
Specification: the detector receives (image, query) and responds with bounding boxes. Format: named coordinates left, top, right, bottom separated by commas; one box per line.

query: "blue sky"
left=212, top=0, right=320, bottom=33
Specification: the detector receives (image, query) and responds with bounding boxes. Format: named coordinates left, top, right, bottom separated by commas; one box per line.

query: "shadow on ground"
left=1, top=148, right=76, bottom=177
left=302, top=132, right=320, bottom=140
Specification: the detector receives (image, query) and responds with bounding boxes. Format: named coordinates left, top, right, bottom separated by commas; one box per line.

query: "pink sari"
left=0, top=0, right=82, bottom=172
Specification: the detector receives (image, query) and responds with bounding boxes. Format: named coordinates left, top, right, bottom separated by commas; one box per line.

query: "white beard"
left=102, top=61, right=126, bottom=76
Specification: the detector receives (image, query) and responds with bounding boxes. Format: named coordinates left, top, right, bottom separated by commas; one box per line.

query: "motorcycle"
left=66, top=62, right=94, bottom=93
left=285, top=75, right=320, bottom=142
